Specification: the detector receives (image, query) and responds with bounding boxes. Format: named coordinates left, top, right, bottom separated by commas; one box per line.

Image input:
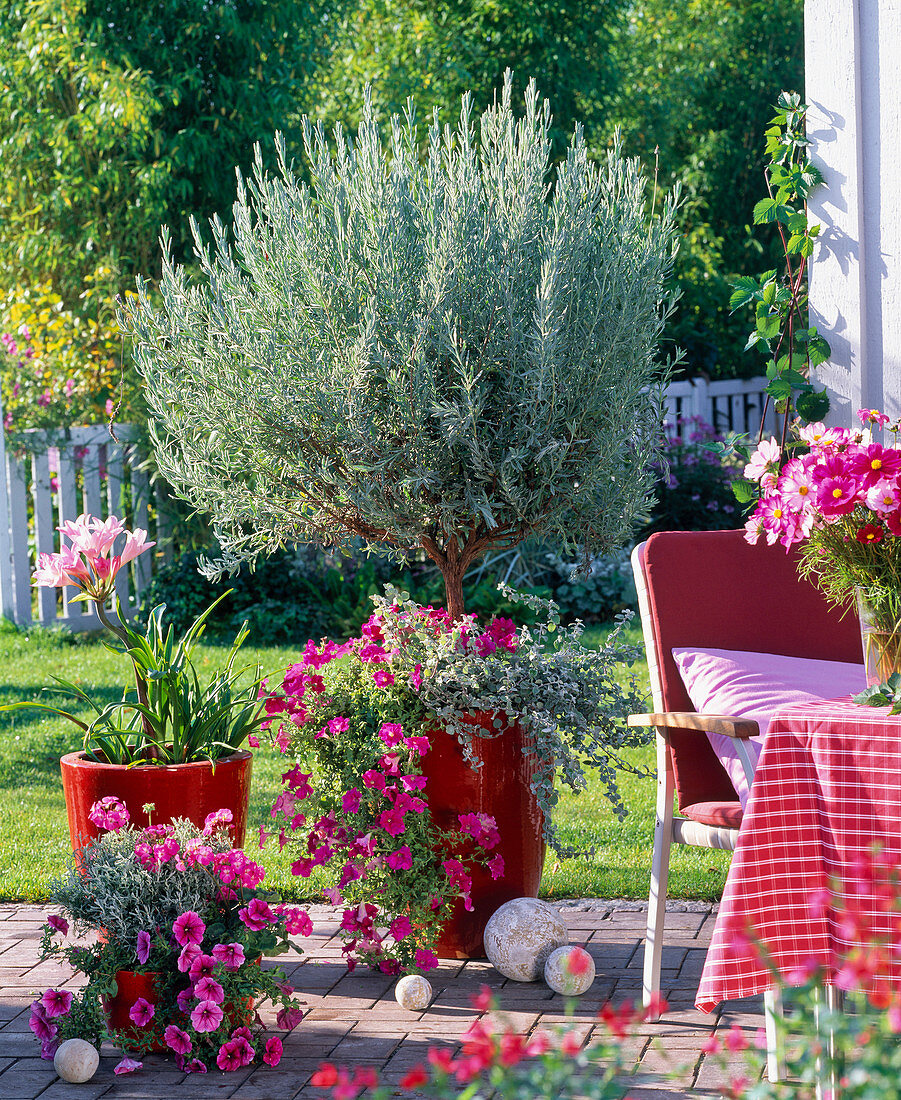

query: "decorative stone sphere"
left=483, top=898, right=568, bottom=982
left=544, top=945, right=596, bottom=995
left=54, top=1038, right=100, bottom=1083
left=395, top=974, right=433, bottom=1011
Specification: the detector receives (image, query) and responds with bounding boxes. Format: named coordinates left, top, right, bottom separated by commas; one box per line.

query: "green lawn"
left=0, top=617, right=729, bottom=903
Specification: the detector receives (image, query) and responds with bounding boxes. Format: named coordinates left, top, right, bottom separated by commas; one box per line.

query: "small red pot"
left=421, top=712, right=545, bottom=958
left=104, top=970, right=166, bottom=1052
left=60, top=750, right=253, bottom=851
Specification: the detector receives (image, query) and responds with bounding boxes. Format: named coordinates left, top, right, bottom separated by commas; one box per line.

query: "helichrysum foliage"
left=124, top=75, right=679, bottom=612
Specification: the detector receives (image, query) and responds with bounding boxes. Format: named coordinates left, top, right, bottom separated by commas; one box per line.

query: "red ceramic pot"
left=60, top=750, right=253, bottom=851
left=420, top=712, right=545, bottom=958
left=104, top=970, right=166, bottom=1052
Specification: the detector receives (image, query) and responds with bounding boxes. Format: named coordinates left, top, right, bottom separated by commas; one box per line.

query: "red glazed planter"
left=421, top=712, right=545, bottom=959
left=60, top=750, right=253, bottom=851
left=104, top=970, right=166, bottom=1051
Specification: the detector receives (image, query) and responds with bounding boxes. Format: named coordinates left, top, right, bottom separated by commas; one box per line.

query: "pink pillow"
left=671, top=648, right=866, bottom=808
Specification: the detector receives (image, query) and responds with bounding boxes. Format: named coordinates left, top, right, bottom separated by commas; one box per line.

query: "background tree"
left=0, top=0, right=336, bottom=305
left=124, top=79, right=679, bottom=620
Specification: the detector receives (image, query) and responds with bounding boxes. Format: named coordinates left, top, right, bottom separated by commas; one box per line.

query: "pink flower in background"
left=858, top=408, right=891, bottom=427
left=341, top=788, right=362, bottom=814
left=373, top=667, right=395, bottom=688
left=114, top=1057, right=142, bottom=1075
left=743, top=437, right=781, bottom=483
left=105, top=398, right=115, bottom=417
left=37, top=390, right=52, bottom=408
left=487, top=854, right=505, bottom=880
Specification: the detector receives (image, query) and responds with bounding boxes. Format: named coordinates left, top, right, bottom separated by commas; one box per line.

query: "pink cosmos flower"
left=850, top=442, right=901, bottom=486
left=212, top=942, right=246, bottom=970
left=743, top=437, right=781, bottom=483
left=264, top=1036, right=283, bottom=1066
left=136, top=930, right=151, bottom=965
left=866, top=479, right=901, bottom=514
left=816, top=476, right=860, bottom=516
left=193, top=976, right=225, bottom=1004
left=87, top=796, right=130, bottom=831
left=191, top=999, right=224, bottom=1033
left=415, top=948, right=439, bottom=971
left=164, top=1025, right=192, bottom=1056
left=172, top=910, right=206, bottom=947
left=114, top=1056, right=142, bottom=1075
left=46, top=914, right=68, bottom=936
left=386, top=845, right=413, bottom=870
left=858, top=408, right=891, bottom=428
left=39, top=989, right=72, bottom=1018
left=129, top=997, right=155, bottom=1027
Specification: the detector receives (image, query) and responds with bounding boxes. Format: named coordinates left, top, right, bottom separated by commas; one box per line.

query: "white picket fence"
left=0, top=421, right=172, bottom=630
left=0, top=375, right=775, bottom=630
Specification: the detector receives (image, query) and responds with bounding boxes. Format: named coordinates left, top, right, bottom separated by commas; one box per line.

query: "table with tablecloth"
left=696, top=696, right=901, bottom=1012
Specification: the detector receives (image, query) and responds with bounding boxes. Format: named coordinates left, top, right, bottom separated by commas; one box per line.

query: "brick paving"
left=0, top=900, right=765, bottom=1099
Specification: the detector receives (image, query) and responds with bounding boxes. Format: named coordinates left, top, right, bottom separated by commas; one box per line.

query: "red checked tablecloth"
left=696, top=696, right=901, bottom=1012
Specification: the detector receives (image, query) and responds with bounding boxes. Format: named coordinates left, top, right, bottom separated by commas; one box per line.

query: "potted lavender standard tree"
left=124, top=75, right=679, bottom=956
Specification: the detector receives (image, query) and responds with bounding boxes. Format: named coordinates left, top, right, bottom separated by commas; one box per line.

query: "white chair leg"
left=814, top=984, right=842, bottom=1100
left=643, top=739, right=674, bottom=1015
left=764, top=987, right=785, bottom=1082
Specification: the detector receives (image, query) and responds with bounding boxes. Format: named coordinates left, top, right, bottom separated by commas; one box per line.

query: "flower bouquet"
left=742, top=409, right=901, bottom=684
left=31, top=799, right=307, bottom=1075
left=262, top=586, right=647, bottom=969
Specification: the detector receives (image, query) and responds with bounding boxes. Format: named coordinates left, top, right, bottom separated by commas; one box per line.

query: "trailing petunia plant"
left=263, top=587, right=648, bottom=971
left=32, top=801, right=307, bottom=1075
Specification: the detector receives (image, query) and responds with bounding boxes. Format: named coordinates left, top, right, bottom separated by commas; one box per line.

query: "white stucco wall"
left=805, top=0, right=901, bottom=425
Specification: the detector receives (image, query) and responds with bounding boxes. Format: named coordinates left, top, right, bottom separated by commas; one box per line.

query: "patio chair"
left=627, top=529, right=862, bottom=1072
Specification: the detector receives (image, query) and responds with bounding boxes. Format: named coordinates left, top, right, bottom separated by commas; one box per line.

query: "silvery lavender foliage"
left=124, top=73, right=680, bottom=612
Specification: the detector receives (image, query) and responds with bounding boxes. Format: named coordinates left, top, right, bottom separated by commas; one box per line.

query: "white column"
left=805, top=0, right=901, bottom=425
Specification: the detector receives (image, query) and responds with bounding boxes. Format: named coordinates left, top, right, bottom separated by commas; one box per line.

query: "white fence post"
left=0, top=391, right=15, bottom=621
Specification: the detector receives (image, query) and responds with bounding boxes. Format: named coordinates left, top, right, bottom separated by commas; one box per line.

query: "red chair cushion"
left=642, top=530, right=863, bottom=812
left=681, top=801, right=743, bottom=830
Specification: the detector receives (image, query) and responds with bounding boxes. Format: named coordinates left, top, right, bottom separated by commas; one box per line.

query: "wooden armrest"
left=628, top=711, right=760, bottom=739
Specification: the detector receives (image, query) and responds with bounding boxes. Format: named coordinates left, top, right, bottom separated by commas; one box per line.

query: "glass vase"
left=856, top=588, right=901, bottom=687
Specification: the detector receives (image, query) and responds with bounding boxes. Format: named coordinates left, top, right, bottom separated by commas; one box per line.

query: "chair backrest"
left=633, top=529, right=863, bottom=809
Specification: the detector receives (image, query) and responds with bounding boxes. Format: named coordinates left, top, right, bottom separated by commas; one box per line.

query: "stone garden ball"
left=483, top=897, right=568, bottom=981
left=54, top=1038, right=100, bottom=1083
left=395, top=974, right=433, bottom=1011
left=544, top=944, right=596, bottom=995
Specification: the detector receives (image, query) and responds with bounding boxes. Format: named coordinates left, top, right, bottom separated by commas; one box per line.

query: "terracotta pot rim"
left=60, top=748, right=253, bottom=772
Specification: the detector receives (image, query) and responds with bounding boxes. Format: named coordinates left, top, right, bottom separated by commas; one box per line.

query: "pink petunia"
left=39, top=989, right=73, bottom=1018
left=182, top=1057, right=208, bottom=1073
left=379, top=807, right=406, bottom=836
left=190, top=999, right=224, bottom=1033
left=136, top=930, right=152, bottom=965
left=276, top=1005, right=304, bottom=1031
left=390, top=915, right=412, bottom=941
left=177, top=942, right=202, bottom=973
left=386, top=846, right=413, bottom=870
left=264, top=1036, right=283, bottom=1066
left=172, top=910, right=206, bottom=947
left=28, top=1002, right=57, bottom=1043
left=203, top=808, right=233, bottom=835
left=164, top=1025, right=192, bottom=1056
left=114, top=1056, right=142, bottom=1075
left=239, top=897, right=275, bottom=931
left=188, top=953, right=217, bottom=982
left=487, top=854, right=505, bottom=880
left=372, top=668, right=395, bottom=688
left=129, top=997, right=155, bottom=1027
left=414, top=948, right=439, bottom=971
left=217, top=1039, right=244, bottom=1071
left=46, top=914, right=68, bottom=936
left=193, top=976, right=225, bottom=1005
left=341, top=788, right=362, bottom=814
left=212, top=942, right=246, bottom=970
left=378, top=722, right=404, bottom=746
left=176, top=987, right=195, bottom=1013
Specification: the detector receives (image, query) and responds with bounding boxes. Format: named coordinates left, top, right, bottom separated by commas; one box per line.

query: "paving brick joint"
left=0, top=900, right=764, bottom=1099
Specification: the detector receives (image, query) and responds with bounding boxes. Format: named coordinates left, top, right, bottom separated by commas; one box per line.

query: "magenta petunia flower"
left=172, top=910, right=205, bottom=947
left=177, top=942, right=202, bottom=973
left=372, top=668, right=395, bottom=688
left=46, top=914, right=68, bottom=936
left=136, top=930, right=152, bottom=965
left=128, top=997, right=155, bottom=1028
left=276, top=1005, right=304, bottom=1031
left=164, top=1025, right=192, bottom=1056
left=28, top=1001, right=57, bottom=1042
left=114, top=1056, right=142, bottom=1075
left=341, top=787, right=362, bottom=814
left=389, top=915, right=412, bottom=941
left=234, top=1036, right=255, bottom=1066
left=378, top=807, right=406, bottom=836
left=188, top=953, right=217, bottom=982
left=212, top=942, right=246, bottom=970
left=190, top=999, right=224, bottom=1033
left=386, top=846, right=413, bottom=871
left=263, top=1036, right=283, bottom=1067
left=216, top=1039, right=243, bottom=1071
left=39, top=989, right=73, bottom=1018
left=176, top=986, right=194, bottom=1013
left=415, top=948, right=439, bottom=971
left=239, top=897, right=275, bottom=931
left=193, top=976, right=225, bottom=1005
left=183, top=1058, right=208, bottom=1074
